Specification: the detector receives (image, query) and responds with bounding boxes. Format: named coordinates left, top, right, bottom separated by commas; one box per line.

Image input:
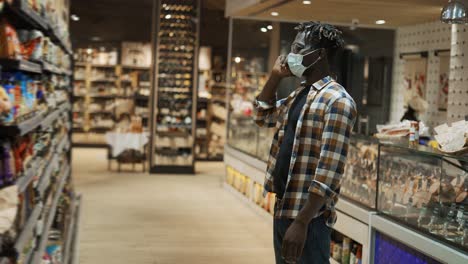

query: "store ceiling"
left=70, top=0, right=225, bottom=48
left=228, top=0, right=448, bottom=28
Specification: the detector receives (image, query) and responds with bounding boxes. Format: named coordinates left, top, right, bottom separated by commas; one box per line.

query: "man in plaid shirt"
left=253, top=22, right=357, bottom=264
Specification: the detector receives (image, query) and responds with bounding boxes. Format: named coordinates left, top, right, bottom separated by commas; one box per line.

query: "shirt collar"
left=301, top=76, right=333, bottom=91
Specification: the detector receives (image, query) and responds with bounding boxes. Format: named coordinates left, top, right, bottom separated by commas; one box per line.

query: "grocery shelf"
left=40, top=108, right=61, bottom=130
left=91, top=64, right=116, bottom=68
left=36, top=154, right=59, bottom=196
left=0, top=111, right=44, bottom=137
left=5, top=1, right=48, bottom=31
left=13, top=203, right=43, bottom=256
left=121, top=65, right=150, bottom=70
left=62, top=197, right=76, bottom=264
left=0, top=102, right=68, bottom=138
left=5, top=1, right=71, bottom=55
left=32, top=164, right=71, bottom=264
left=0, top=58, right=42, bottom=73
left=16, top=159, right=40, bottom=192
left=70, top=196, right=82, bottom=264
left=63, top=195, right=82, bottom=264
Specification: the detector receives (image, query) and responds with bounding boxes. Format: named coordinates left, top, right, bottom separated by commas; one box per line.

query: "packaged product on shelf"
left=0, top=85, right=13, bottom=123
left=0, top=19, right=22, bottom=59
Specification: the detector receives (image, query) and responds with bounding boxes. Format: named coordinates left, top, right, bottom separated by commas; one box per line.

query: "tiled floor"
left=73, top=148, right=275, bottom=264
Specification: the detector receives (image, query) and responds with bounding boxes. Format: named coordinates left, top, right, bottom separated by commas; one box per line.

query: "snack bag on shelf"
left=0, top=85, right=13, bottom=123
left=29, top=30, right=44, bottom=61
left=0, top=19, right=22, bottom=59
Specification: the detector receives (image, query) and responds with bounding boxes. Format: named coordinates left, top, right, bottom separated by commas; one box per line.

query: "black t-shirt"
left=273, top=86, right=310, bottom=199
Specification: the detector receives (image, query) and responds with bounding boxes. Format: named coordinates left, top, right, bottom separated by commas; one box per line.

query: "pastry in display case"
left=377, top=143, right=468, bottom=250
left=341, top=135, right=378, bottom=208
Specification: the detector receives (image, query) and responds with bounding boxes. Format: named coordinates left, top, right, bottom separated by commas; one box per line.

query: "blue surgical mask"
left=287, top=49, right=324, bottom=77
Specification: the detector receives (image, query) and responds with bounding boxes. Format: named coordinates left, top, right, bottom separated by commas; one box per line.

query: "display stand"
left=149, top=0, right=200, bottom=174
left=72, top=63, right=151, bottom=147
left=0, top=1, right=79, bottom=262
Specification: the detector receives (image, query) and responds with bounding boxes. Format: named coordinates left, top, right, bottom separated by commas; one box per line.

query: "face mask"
left=287, top=49, right=323, bottom=77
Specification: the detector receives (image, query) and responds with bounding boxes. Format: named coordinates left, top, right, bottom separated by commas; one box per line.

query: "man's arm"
left=282, top=96, right=357, bottom=263
left=253, top=55, right=291, bottom=127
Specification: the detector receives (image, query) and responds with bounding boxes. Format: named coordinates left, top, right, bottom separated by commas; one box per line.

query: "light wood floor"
left=73, top=148, right=275, bottom=264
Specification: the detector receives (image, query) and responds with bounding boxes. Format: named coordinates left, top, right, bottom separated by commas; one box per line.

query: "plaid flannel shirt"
left=253, top=76, right=357, bottom=227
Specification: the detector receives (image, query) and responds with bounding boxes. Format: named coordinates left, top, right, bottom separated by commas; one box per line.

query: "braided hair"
left=295, top=21, right=345, bottom=67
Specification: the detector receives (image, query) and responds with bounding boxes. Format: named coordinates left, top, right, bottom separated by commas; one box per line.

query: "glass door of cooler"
left=149, top=0, right=200, bottom=174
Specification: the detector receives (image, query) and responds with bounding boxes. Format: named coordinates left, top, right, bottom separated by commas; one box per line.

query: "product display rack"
left=195, top=71, right=226, bottom=161
left=72, top=63, right=151, bottom=147
left=149, top=0, right=200, bottom=174
left=0, top=1, right=79, bottom=263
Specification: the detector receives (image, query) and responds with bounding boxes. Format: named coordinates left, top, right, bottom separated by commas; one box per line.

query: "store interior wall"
left=448, top=24, right=468, bottom=123
left=390, top=21, right=452, bottom=127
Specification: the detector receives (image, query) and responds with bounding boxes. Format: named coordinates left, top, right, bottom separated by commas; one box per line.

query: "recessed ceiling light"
left=71, top=14, right=80, bottom=21
left=267, top=25, right=273, bottom=30
left=303, top=0, right=312, bottom=4
left=375, top=19, right=386, bottom=25
left=165, top=14, right=171, bottom=19
left=271, top=11, right=279, bottom=16
left=234, top=57, right=241, bottom=63
left=86, top=48, right=93, bottom=55
left=260, top=27, right=268, bottom=32
left=90, top=36, right=101, bottom=41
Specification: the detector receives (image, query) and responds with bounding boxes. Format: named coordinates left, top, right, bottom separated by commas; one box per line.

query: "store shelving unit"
left=72, top=63, right=150, bottom=147
left=149, top=0, right=200, bottom=174
left=0, top=0, right=79, bottom=263
left=195, top=71, right=226, bottom=161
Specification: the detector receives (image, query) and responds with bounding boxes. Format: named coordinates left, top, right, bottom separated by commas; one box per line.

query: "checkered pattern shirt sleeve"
left=309, top=97, right=357, bottom=200
left=253, top=97, right=287, bottom=128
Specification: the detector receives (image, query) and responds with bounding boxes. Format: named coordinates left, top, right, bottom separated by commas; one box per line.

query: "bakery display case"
left=227, top=71, right=272, bottom=161
left=341, top=135, right=379, bottom=209
left=377, top=143, right=468, bottom=251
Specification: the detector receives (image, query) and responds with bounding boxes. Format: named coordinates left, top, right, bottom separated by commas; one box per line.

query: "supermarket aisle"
left=72, top=148, right=274, bottom=264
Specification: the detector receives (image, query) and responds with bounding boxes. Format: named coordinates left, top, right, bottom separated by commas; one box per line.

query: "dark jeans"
left=273, top=211, right=331, bottom=264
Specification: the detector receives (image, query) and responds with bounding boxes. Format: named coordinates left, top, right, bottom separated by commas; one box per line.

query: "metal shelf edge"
left=32, top=164, right=70, bottom=264
left=14, top=203, right=43, bottom=253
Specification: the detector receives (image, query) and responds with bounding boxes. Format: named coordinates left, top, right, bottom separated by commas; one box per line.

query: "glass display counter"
left=341, top=135, right=379, bottom=209
left=377, top=143, right=468, bottom=251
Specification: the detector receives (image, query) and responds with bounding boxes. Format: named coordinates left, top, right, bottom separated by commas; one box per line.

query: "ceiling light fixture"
left=165, top=14, right=171, bottom=19
left=441, top=0, right=468, bottom=24
left=271, top=11, right=279, bottom=16
left=91, top=36, right=102, bottom=42
left=260, top=27, right=268, bottom=32
left=234, top=57, right=241, bottom=63
left=303, top=0, right=312, bottom=4
left=71, top=14, right=80, bottom=21
left=375, top=19, right=386, bottom=25
left=86, top=48, right=93, bottom=55
left=267, top=25, right=273, bottom=30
